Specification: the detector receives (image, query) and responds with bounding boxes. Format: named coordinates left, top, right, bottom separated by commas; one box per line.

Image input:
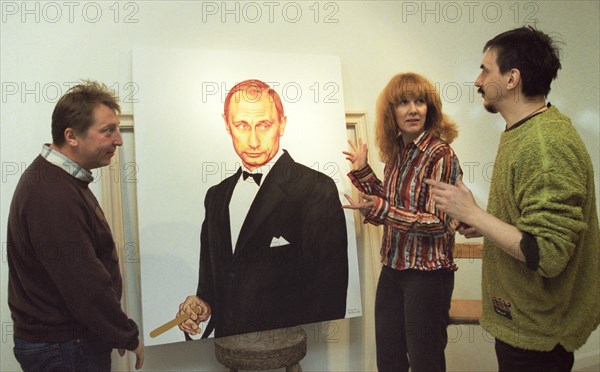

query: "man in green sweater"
left=7, top=81, right=144, bottom=371
left=426, top=27, right=600, bottom=371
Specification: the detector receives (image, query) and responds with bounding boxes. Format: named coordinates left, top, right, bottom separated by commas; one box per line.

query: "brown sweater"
left=7, top=155, right=139, bottom=350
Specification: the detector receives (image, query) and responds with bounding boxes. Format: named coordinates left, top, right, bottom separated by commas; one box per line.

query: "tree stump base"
left=214, top=326, right=307, bottom=372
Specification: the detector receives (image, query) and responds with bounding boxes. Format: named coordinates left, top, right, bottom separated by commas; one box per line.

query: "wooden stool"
left=214, top=326, right=307, bottom=372
left=449, top=299, right=482, bottom=324
left=449, top=243, right=484, bottom=325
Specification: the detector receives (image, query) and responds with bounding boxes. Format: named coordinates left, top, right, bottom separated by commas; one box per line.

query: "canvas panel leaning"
left=133, top=48, right=362, bottom=346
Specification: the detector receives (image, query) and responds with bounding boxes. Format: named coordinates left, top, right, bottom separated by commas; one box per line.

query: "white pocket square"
left=270, top=236, right=290, bottom=247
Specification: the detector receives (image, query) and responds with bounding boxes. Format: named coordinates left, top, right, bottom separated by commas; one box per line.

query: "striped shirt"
left=348, top=130, right=462, bottom=271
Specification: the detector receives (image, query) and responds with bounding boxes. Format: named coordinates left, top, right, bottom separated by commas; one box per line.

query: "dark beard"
left=483, top=100, right=498, bottom=114
left=479, top=87, right=498, bottom=114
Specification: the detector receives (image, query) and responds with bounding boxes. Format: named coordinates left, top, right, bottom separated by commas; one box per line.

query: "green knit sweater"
left=481, top=105, right=600, bottom=352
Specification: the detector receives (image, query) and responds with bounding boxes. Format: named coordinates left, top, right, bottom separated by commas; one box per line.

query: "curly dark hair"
left=484, top=26, right=562, bottom=98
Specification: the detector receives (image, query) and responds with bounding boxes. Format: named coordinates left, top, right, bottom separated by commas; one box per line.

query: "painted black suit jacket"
left=196, top=150, right=348, bottom=338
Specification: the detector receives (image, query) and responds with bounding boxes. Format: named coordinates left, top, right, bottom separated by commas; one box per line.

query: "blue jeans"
left=13, top=337, right=112, bottom=372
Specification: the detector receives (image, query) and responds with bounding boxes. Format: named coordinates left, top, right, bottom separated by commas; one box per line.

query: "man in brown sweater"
left=7, top=81, right=143, bottom=371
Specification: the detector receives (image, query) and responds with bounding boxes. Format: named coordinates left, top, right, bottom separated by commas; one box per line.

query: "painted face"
left=224, top=91, right=286, bottom=171
left=74, top=104, right=122, bottom=170
left=475, top=49, right=508, bottom=114
left=394, top=97, right=427, bottom=145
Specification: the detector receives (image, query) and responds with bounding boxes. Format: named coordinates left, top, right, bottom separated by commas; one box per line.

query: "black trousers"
left=375, top=266, right=454, bottom=372
left=495, top=338, right=574, bottom=372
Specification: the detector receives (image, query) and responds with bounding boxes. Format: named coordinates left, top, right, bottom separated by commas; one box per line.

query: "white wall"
left=1, top=1, right=598, bottom=371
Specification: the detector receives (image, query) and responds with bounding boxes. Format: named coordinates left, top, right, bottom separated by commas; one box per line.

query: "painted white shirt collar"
left=240, top=149, right=284, bottom=184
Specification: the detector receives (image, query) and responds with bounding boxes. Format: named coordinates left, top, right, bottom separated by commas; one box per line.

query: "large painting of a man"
left=177, top=79, right=348, bottom=338
left=133, top=48, right=361, bottom=347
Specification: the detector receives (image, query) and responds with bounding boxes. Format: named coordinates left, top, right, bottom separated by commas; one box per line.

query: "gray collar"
left=41, top=144, right=93, bottom=182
